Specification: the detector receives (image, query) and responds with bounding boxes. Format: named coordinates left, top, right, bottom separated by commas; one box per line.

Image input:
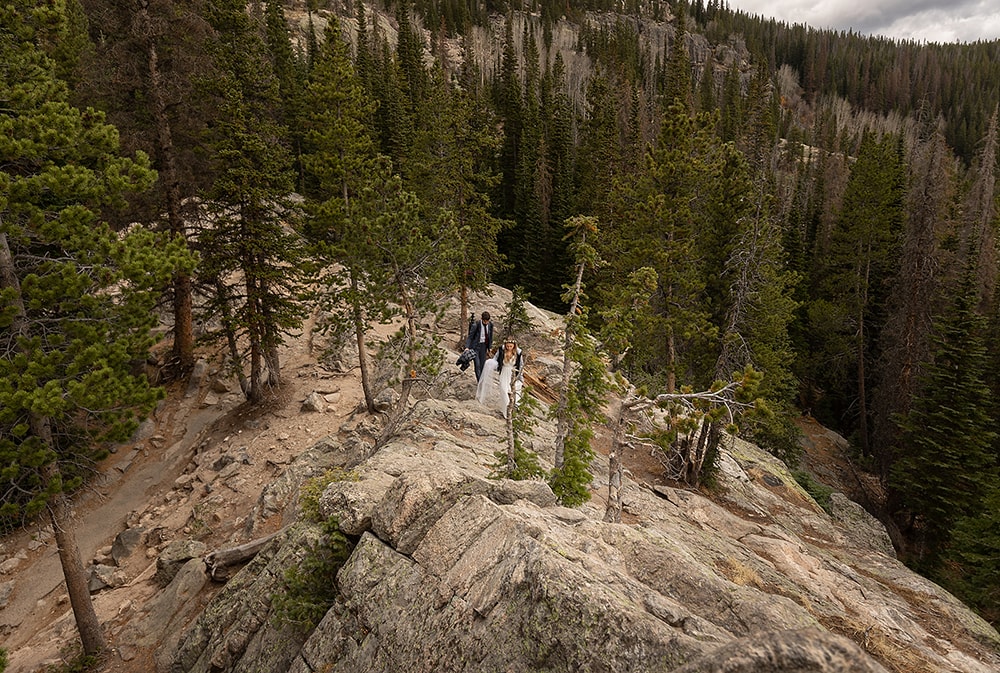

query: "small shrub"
left=741, top=400, right=803, bottom=467
left=490, top=390, right=546, bottom=480
left=41, top=646, right=99, bottom=672
left=299, top=468, right=359, bottom=523
left=792, top=470, right=834, bottom=513
left=271, top=518, right=353, bottom=630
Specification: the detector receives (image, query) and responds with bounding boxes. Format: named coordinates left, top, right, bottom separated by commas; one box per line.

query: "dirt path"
left=1, top=377, right=236, bottom=654
left=0, top=308, right=341, bottom=671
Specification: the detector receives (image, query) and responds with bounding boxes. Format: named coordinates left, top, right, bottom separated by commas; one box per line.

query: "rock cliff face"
left=166, top=365, right=1000, bottom=672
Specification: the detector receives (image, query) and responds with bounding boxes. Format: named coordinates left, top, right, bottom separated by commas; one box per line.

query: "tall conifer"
left=0, top=1, right=189, bottom=654
left=200, top=0, right=304, bottom=402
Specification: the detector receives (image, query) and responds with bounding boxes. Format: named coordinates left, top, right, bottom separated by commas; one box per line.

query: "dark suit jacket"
left=467, top=320, right=493, bottom=351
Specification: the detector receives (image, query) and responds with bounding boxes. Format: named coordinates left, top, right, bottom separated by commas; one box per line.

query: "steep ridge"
left=3, top=288, right=999, bottom=672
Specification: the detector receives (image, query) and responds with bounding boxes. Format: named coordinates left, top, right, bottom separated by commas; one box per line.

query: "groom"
left=466, top=311, right=493, bottom=381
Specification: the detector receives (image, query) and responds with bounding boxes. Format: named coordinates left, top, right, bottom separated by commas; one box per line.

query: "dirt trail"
left=1, top=382, right=228, bottom=653
left=1, top=309, right=336, bottom=671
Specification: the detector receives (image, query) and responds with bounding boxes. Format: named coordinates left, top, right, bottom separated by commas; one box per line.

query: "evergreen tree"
left=719, top=59, right=742, bottom=142
left=496, top=15, right=522, bottom=219
left=663, top=7, right=693, bottom=110
left=74, top=0, right=215, bottom=373
left=0, top=0, right=189, bottom=654
left=697, top=57, right=717, bottom=115
left=511, top=28, right=548, bottom=303
left=200, top=0, right=305, bottom=403
left=949, top=483, right=1000, bottom=624
left=812, top=132, right=904, bottom=454
left=576, top=73, right=623, bottom=220
left=873, top=111, right=953, bottom=480
left=601, top=100, right=722, bottom=393
left=891, top=259, right=998, bottom=568
left=404, top=65, right=506, bottom=343
left=264, top=0, right=307, bottom=190
left=362, top=170, right=461, bottom=445
left=550, top=216, right=609, bottom=505
left=300, top=18, right=381, bottom=414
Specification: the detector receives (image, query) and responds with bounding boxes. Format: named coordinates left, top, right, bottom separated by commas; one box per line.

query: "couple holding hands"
left=465, top=312, right=524, bottom=417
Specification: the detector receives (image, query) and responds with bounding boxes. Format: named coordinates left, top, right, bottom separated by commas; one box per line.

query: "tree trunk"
left=666, top=327, right=677, bottom=395
left=459, top=283, right=469, bottom=349
left=856, top=255, right=871, bottom=456
left=554, top=248, right=587, bottom=470
left=49, top=484, right=105, bottom=656
left=505, top=384, right=517, bottom=472
left=351, top=269, right=377, bottom=414
left=0, top=233, right=105, bottom=655
left=604, top=400, right=626, bottom=523
left=138, top=6, right=194, bottom=370
left=215, top=278, right=249, bottom=396
left=246, top=273, right=263, bottom=403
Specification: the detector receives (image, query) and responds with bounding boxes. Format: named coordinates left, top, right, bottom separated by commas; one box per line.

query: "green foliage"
left=200, top=0, right=305, bottom=402
left=740, top=399, right=804, bottom=467
left=792, top=470, right=834, bottom=514
left=891, top=264, right=998, bottom=565
left=271, top=519, right=353, bottom=630
left=0, top=647, right=6, bottom=672
left=0, top=0, right=189, bottom=528
left=600, top=100, right=727, bottom=390
left=491, top=391, right=546, bottom=481
left=549, top=217, right=610, bottom=505
left=549, top=418, right=596, bottom=507
left=947, top=485, right=1000, bottom=625
left=299, top=468, right=360, bottom=523
left=39, top=643, right=98, bottom=672
left=499, top=285, right=535, bottom=343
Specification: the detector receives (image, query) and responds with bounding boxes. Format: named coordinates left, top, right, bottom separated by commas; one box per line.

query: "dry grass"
left=716, top=556, right=767, bottom=590
left=819, top=613, right=932, bottom=673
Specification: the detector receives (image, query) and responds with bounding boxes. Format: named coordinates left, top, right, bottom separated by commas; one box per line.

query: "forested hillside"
left=4, top=0, right=1000, bottom=653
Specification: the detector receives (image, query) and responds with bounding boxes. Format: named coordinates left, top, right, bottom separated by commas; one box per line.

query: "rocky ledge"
left=162, top=388, right=1000, bottom=673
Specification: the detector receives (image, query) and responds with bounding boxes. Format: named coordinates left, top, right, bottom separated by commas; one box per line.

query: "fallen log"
left=204, top=526, right=289, bottom=580
left=524, top=370, right=559, bottom=404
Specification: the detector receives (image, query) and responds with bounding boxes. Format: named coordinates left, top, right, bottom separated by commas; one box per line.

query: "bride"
left=476, top=340, right=524, bottom=417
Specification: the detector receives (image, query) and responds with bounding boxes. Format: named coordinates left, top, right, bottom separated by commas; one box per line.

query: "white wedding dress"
left=476, top=354, right=523, bottom=417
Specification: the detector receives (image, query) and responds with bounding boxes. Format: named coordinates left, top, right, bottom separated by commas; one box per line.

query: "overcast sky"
left=725, top=0, right=1000, bottom=44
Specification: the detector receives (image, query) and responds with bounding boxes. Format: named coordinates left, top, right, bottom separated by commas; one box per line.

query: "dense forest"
left=4, top=0, right=1000, bottom=655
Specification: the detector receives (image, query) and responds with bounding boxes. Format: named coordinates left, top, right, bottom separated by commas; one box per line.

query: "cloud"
left=726, top=0, right=1000, bottom=43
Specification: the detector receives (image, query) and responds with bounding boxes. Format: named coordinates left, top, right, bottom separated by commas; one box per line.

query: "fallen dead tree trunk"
left=205, top=526, right=289, bottom=580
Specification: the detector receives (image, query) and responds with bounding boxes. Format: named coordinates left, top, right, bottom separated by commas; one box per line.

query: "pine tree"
left=361, top=170, right=461, bottom=445
left=550, top=217, right=609, bottom=505
left=496, top=15, right=522, bottom=219
left=576, top=73, right=623, bottom=220
left=264, top=0, right=307, bottom=190
left=602, top=100, right=721, bottom=393
left=73, top=0, right=215, bottom=373
left=663, top=7, right=693, bottom=110
left=891, top=259, right=998, bottom=568
left=0, top=1, right=190, bottom=654
left=300, top=17, right=381, bottom=413
left=200, top=0, right=305, bottom=403
left=815, top=132, right=904, bottom=455
left=404, top=64, right=506, bottom=344
left=873, top=111, right=953, bottom=480
left=949, top=483, right=1000, bottom=624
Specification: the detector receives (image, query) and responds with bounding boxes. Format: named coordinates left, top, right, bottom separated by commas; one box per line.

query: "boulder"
left=155, top=539, right=207, bottom=587
left=168, top=525, right=321, bottom=673
left=111, top=526, right=147, bottom=566
left=301, top=392, right=325, bottom=413
left=0, top=579, right=14, bottom=609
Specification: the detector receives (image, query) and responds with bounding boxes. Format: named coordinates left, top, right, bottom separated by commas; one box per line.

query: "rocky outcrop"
left=166, top=382, right=1000, bottom=673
